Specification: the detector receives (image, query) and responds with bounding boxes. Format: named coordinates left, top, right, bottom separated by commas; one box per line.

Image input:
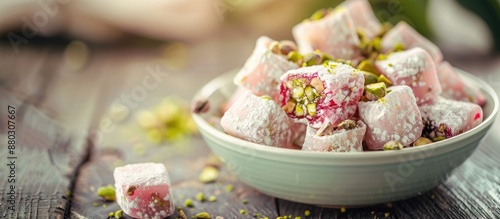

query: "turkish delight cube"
left=302, top=119, right=366, bottom=152
left=437, top=61, right=486, bottom=106
left=381, top=21, right=443, bottom=63
left=375, top=47, right=442, bottom=105
left=280, top=62, right=364, bottom=128
left=114, top=163, right=174, bottom=219
left=233, top=36, right=299, bottom=100
left=220, top=92, right=295, bottom=147
left=339, top=0, right=382, bottom=39
left=419, top=97, right=483, bottom=140
left=358, top=85, right=424, bottom=150
left=292, top=7, right=361, bottom=60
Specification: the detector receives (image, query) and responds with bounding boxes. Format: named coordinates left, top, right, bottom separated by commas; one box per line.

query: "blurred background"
left=0, top=0, right=499, bottom=144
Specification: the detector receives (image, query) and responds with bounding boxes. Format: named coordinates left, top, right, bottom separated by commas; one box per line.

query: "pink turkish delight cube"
left=233, top=36, right=299, bottom=100
left=220, top=92, right=295, bottom=147
left=381, top=21, right=443, bottom=63
left=279, top=62, right=364, bottom=128
left=292, top=8, right=361, bottom=60
left=358, top=85, right=424, bottom=150
left=419, top=97, right=483, bottom=139
left=437, top=61, right=486, bottom=106
left=339, top=0, right=382, bottom=39
left=375, top=47, right=442, bottom=105
left=302, top=119, right=366, bottom=152
left=114, top=163, right=174, bottom=219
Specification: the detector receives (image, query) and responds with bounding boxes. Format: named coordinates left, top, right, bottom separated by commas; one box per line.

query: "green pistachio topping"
left=196, top=192, right=206, bottom=202
left=195, top=212, right=211, bottom=219
left=377, top=74, right=392, bottom=86
left=365, top=82, right=387, bottom=100
left=114, top=210, right=123, bottom=219
left=361, top=71, right=379, bottom=85
left=413, top=137, right=432, bottom=146
left=184, top=199, right=194, bottom=207
left=357, top=60, right=379, bottom=75
left=383, top=141, right=403, bottom=150
left=96, top=185, right=116, bottom=202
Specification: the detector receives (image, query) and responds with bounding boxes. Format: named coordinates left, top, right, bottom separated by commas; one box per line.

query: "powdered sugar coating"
left=234, top=36, right=299, bottom=101
left=292, top=8, right=361, bottom=60
left=437, top=61, right=486, bottom=106
left=381, top=21, right=443, bottom=63
left=302, top=120, right=366, bottom=152
left=419, top=97, right=483, bottom=138
left=220, top=92, right=295, bottom=147
left=376, top=47, right=442, bottom=105
left=358, top=85, right=423, bottom=150
left=339, top=0, right=381, bottom=39
left=279, top=63, right=364, bottom=128
left=114, top=163, right=174, bottom=219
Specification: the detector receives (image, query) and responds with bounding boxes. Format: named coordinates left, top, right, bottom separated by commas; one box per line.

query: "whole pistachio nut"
left=383, top=141, right=403, bottom=150
left=196, top=212, right=211, bottom=219
left=413, top=137, right=433, bottom=146
left=303, top=53, right=322, bottom=66
left=279, top=40, right=298, bottom=55
left=96, top=185, right=116, bottom=201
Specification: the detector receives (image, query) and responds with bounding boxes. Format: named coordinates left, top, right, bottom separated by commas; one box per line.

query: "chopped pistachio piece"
left=208, top=196, right=217, bottom=202
left=306, top=103, right=316, bottom=116
left=179, top=209, right=188, bottom=219
left=114, top=210, right=123, bottom=219
left=239, top=209, right=246, bottom=214
left=320, top=53, right=333, bottom=64
left=294, top=104, right=305, bottom=117
left=196, top=212, right=211, bottom=219
left=92, top=202, right=99, bottom=207
left=184, top=198, right=194, bottom=207
left=108, top=212, right=115, bottom=217
left=340, top=207, right=346, bottom=213
left=337, top=119, right=356, bottom=130
left=377, top=54, right=387, bottom=60
left=383, top=141, right=403, bottom=150
left=96, top=185, right=116, bottom=202
left=199, top=166, right=219, bottom=183
left=432, top=136, right=446, bottom=142
left=310, top=78, right=324, bottom=93
left=268, top=41, right=280, bottom=54
left=309, top=8, right=330, bottom=21
left=242, top=199, right=248, bottom=204
left=357, top=60, right=379, bottom=75
left=282, top=99, right=296, bottom=113
left=261, top=96, right=272, bottom=101
left=225, top=184, right=234, bottom=192
left=372, top=37, right=382, bottom=52
left=361, top=71, right=379, bottom=85
left=287, top=51, right=303, bottom=64
left=304, top=210, right=311, bottom=216
left=394, top=43, right=405, bottom=52
left=196, top=192, right=206, bottom=202
left=291, top=87, right=305, bottom=99
left=377, top=74, right=392, bottom=86
left=365, top=82, right=387, bottom=100
left=413, top=137, right=433, bottom=146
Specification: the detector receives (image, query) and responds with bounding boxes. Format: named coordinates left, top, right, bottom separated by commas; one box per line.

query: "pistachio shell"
left=268, top=41, right=280, bottom=54
left=279, top=40, right=298, bottom=55
left=303, top=53, right=322, bottom=66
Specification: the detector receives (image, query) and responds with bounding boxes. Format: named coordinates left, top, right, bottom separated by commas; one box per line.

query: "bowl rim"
left=192, top=68, right=499, bottom=160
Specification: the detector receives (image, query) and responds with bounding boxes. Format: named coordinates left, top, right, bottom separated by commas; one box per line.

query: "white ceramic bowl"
left=191, top=69, right=499, bottom=206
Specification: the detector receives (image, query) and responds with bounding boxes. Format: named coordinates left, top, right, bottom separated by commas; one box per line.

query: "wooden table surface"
left=1, top=34, right=500, bottom=219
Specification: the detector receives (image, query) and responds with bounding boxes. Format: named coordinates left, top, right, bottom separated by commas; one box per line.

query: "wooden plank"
left=70, top=138, right=278, bottom=219
left=0, top=89, right=88, bottom=219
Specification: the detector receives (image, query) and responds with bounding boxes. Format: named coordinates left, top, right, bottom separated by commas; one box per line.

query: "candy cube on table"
left=220, top=92, right=296, bottom=147
left=381, top=21, right=443, bottom=63
left=339, top=0, right=382, bottom=39
left=376, top=47, right=442, bottom=105
left=358, top=85, right=424, bottom=150
left=233, top=36, right=299, bottom=101
left=292, top=7, right=361, bottom=60
left=419, top=97, right=483, bottom=140
left=114, top=163, right=174, bottom=219
left=302, top=119, right=366, bottom=152
left=279, top=62, right=365, bottom=128
left=437, top=61, right=486, bottom=106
